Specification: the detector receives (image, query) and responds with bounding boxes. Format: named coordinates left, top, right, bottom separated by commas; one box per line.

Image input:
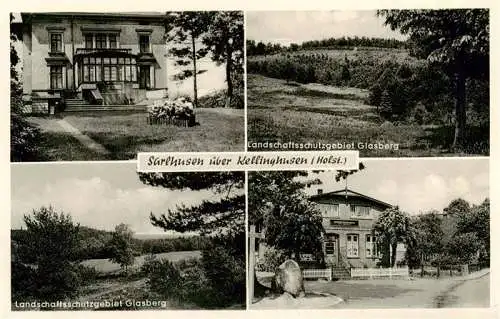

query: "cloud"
left=246, top=11, right=406, bottom=45
left=372, top=173, right=488, bottom=215
left=12, top=177, right=216, bottom=234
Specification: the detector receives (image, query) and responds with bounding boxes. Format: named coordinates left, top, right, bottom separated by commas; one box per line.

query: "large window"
left=318, top=203, right=339, bottom=218
left=50, top=33, right=63, bottom=53
left=84, top=33, right=120, bottom=49
left=366, top=235, right=377, bottom=258
left=80, top=56, right=137, bottom=83
left=50, top=66, right=64, bottom=89
left=139, top=35, right=151, bottom=53
left=350, top=205, right=370, bottom=217
left=95, top=34, right=107, bottom=49
left=347, top=234, right=359, bottom=258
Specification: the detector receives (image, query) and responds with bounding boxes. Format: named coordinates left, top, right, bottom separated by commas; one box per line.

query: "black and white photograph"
left=248, top=158, right=489, bottom=309
left=10, top=11, right=244, bottom=162
left=246, top=10, right=489, bottom=157
left=11, top=163, right=245, bottom=310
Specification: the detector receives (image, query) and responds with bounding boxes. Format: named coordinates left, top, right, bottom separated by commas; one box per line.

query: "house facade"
left=19, top=12, right=168, bottom=112
left=309, top=188, right=395, bottom=268
left=255, top=188, right=406, bottom=271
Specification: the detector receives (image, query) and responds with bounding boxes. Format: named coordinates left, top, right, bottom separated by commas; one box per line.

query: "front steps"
left=331, top=266, right=351, bottom=280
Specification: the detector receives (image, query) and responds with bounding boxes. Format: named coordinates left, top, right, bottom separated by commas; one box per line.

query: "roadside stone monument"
left=274, top=259, right=305, bottom=297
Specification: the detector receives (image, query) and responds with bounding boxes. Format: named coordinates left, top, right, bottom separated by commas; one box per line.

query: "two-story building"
left=255, top=188, right=408, bottom=274
left=17, top=12, right=168, bottom=112
left=309, top=188, right=394, bottom=269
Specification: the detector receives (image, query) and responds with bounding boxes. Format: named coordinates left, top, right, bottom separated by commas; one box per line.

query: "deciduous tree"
left=109, top=223, right=135, bottom=273
left=203, top=11, right=244, bottom=108
left=378, top=9, right=489, bottom=150
left=373, top=207, right=411, bottom=267
left=15, top=206, right=81, bottom=300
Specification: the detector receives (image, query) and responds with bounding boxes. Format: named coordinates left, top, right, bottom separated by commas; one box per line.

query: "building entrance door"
left=325, top=233, right=339, bottom=265
left=139, top=66, right=150, bottom=89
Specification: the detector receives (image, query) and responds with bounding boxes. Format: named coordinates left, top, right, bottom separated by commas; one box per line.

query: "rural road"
left=438, top=273, right=490, bottom=308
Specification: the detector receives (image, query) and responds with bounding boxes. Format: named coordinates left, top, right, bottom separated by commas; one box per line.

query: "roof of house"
left=19, top=12, right=167, bottom=23
left=309, top=188, right=393, bottom=209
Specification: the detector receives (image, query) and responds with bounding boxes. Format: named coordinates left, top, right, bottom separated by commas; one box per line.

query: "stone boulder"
left=274, top=259, right=305, bottom=298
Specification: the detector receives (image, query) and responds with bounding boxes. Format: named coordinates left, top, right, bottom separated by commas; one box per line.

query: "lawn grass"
left=247, top=74, right=489, bottom=157
left=23, top=116, right=111, bottom=161
left=22, top=108, right=244, bottom=161
left=64, top=108, right=244, bottom=160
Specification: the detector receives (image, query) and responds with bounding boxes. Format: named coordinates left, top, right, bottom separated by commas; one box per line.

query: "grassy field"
left=26, top=108, right=244, bottom=161
left=247, top=74, right=489, bottom=157
left=81, top=250, right=201, bottom=274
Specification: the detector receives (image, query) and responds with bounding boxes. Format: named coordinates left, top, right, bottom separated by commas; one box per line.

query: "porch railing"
left=75, top=48, right=133, bottom=55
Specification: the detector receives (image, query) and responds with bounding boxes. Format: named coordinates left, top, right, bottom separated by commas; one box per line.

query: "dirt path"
left=56, top=119, right=110, bottom=155
left=78, top=278, right=146, bottom=302
left=434, top=273, right=490, bottom=308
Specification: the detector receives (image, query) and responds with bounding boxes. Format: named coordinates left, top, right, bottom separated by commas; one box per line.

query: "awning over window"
left=136, top=53, right=158, bottom=66
left=45, top=53, right=71, bottom=66
left=74, top=48, right=136, bottom=60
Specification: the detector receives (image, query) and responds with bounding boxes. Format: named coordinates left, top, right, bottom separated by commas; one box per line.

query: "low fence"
left=302, top=268, right=332, bottom=281
left=147, top=115, right=191, bottom=127
left=351, top=266, right=409, bottom=279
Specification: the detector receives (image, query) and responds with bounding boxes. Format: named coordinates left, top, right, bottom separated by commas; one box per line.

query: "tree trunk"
left=452, top=58, right=467, bottom=151
left=225, top=40, right=233, bottom=108
left=390, top=242, right=397, bottom=267
left=191, top=34, right=198, bottom=108
left=420, top=253, right=424, bottom=278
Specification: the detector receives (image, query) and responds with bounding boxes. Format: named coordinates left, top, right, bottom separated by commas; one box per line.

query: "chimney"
left=317, top=189, right=323, bottom=195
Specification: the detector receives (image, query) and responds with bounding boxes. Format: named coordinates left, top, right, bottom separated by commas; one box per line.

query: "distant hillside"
left=133, top=232, right=189, bottom=240
left=12, top=225, right=207, bottom=261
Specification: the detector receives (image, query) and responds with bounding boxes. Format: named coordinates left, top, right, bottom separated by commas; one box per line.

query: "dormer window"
left=50, top=33, right=63, bottom=53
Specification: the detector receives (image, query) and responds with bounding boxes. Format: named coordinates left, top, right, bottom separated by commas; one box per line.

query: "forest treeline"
left=11, top=226, right=207, bottom=262
left=247, top=37, right=408, bottom=56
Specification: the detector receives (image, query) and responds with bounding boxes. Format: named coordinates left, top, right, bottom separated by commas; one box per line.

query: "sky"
left=11, top=162, right=221, bottom=235
left=303, top=158, right=489, bottom=215
left=246, top=10, right=407, bottom=46
left=11, top=158, right=489, bottom=232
